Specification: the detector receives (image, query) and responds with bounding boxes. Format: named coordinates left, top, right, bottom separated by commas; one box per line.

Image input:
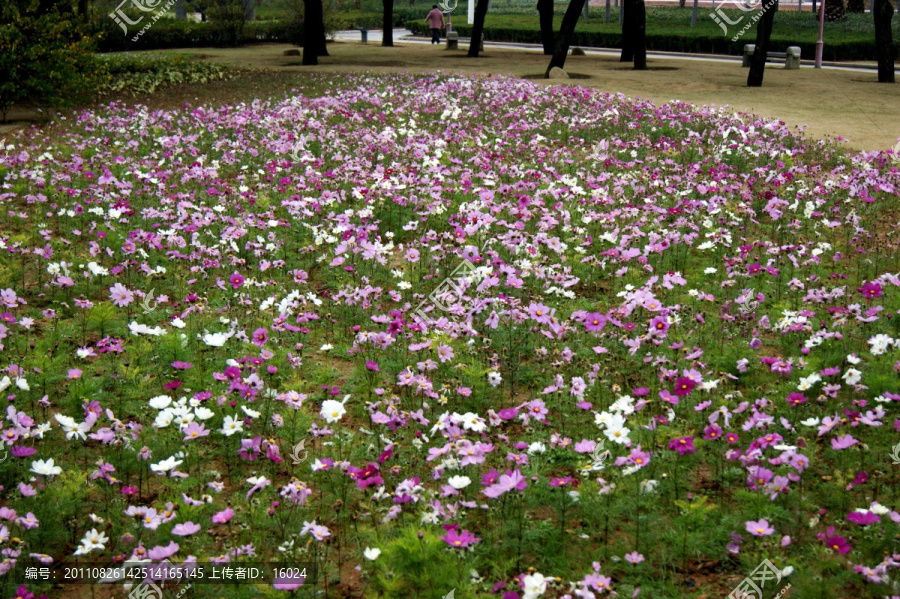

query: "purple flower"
left=745, top=519, right=775, bottom=537
left=251, top=328, right=268, bottom=347
left=831, top=435, right=859, bottom=450
left=668, top=437, right=696, bottom=456
left=440, top=528, right=481, bottom=549
left=171, top=522, right=201, bottom=536
left=847, top=511, right=880, bottom=526
left=212, top=508, right=235, bottom=524
left=672, top=377, right=696, bottom=397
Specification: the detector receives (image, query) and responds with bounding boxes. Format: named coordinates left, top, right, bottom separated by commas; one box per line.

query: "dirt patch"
left=522, top=72, right=592, bottom=79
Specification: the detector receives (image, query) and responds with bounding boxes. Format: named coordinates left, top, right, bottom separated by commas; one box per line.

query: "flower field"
left=0, top=72, right=899, bottom=599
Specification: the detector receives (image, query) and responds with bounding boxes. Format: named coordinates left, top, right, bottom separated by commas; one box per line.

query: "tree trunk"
left=824, top=0, right=845, bottom=21
left=243, top=0, right=255, bottom=21
left=383, top=0, right=394, bottom=46
left=546, top=0, right=588, bottom=73
left=175, top=0, right=187, bottom=19
left=77, top=0, right=88, bottom=18
left=620, top=0, right=633, bottom=62
left=632, top=0, right=646, bottom=69
left=747, top=0, right=777, bottom=87
left=468, top=0, right=490, bottom=57
left=873, top=0, right=896, bottom=82
left=537, top=0, right=556, bottom=54
left=303, top=0, right=323, bottom=65
left=679, top=0, right=685, bottom=6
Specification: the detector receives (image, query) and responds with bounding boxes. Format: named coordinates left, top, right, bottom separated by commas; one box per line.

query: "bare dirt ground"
left=152, top=41, right=899, bottom=152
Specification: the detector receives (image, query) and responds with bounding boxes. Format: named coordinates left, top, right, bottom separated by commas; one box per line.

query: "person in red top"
left=425, top=5, right=445, bottom=45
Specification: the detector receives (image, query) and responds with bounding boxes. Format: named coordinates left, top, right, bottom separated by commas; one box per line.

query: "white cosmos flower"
left=15, top=378, right=29, bottom=391
left=149, top=395, right=173, bottom=410
left=0, top=376, right=10, bottom=392
left=150, top=456, right=183, bottom=474
left=241, top=406, right=261, bottom=419
left=220, top=415, right=244, bottom=436
left=194, top=407, right=215, bottom=420
left=447, top=475, right=471, bottom=490
left=842, top=368, right=862, bottom=385
left=203, top=331, right=233, bottom=347
left=487, top=371, right=502, bottom=387
left=321, top=396, right=349, bottom=423
left=363, top=547, right=381, bottom=561
left=73, top=529, right=108, bottom=556
left=527, top=441, right=547, bottom=455
left=31, top=458, right=62, bottom=476
left=522, top=572, right=548, bottom=599
left=320, top=344, right=334, bottom=351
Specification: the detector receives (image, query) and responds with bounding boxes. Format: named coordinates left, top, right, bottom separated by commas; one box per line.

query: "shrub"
left=0, top=6, right=100, bottom=121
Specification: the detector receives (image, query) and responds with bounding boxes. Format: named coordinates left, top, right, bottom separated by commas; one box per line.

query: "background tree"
left=383, top=0, right=393, bottom=46
left=468, top=0, right=490, bottom=57
left=537, top=0, right=555, bottom=54
left=824, top=0, right=845, bottom=21
left=546, top=0, right=587, bottom=74
left=620, top=0, right=632, bottom=62
left=632, top=0, right=646, bottom=69
left=846, top=0, right=863, bottom=11
left=303, top=0, right=325, bottom=64
left=747, top=0, right=778, bottom=86
left=873, top=0, right=895, bottom=82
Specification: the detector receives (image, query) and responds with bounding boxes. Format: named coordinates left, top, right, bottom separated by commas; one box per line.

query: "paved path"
left=333, top=28, right=884, bottom=72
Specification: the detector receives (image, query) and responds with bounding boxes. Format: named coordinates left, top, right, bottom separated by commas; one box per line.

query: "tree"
left=631, top=0, right=646, bottom=69
left=747, top=0, right=778, bottom=87
left=873, top=0, right=895, bottom=82
left=537, top=0, right=555, bottom=54
left=468, top=0, right=490, bottom=57
left=303, top=0, right=325, bottom=64
left=383, top=0, right=394, bottom=46
left=846, top=0, right=863, bottom=11
left=620, top=0, right=632, bottom=62
left=546, top=0, right=587, bottom=74
left=824, top=0, right=844, bottom=21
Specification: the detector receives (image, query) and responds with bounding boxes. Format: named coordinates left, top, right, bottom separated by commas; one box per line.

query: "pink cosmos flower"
left=109, top=283, right=134, bottom=307
left=440, top=528, right=481, bottom=549
left=745, top=519, right=775, bottom=537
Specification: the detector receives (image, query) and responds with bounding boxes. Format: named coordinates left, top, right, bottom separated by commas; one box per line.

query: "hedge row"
left=95, top=18, right=293, bottom=53
left=406, top=19, right=897, bottom=62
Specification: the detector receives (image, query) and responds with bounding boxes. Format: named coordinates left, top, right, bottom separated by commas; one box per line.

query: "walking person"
left=425, top=4, right=445, bottom=44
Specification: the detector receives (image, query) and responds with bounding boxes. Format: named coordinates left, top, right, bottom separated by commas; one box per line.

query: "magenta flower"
left=856, top=282, right=882, bottom=299
left=824, top=535, right=851, bottom=554
left=229, top=273, right=244, bottom=289
left=67, top=368, right=83, bottom=379
left=439, top=528, right=481, bottom=549
left=365, top=360, right=380, bottom=372
left=847, top=511, right=880, bottom=526
left=668, top=437, right=696, bottom=456
left=251, top=328, right=268, bottom=347
left=672, top=377, right=696, bottom=397
left=745, top=519, right=775, bottom=537
left=171, top=361, right=192, bottom=370
left=624, top=551, right=645, bottom=564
